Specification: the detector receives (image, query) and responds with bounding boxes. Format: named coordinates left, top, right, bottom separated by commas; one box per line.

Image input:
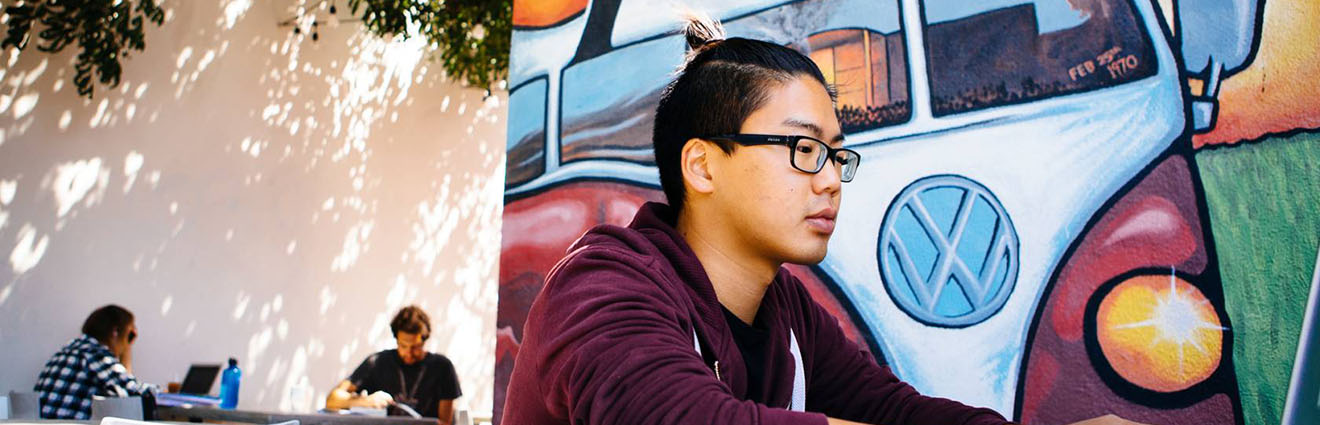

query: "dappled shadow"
left=0, top=0, right=503, bottom=416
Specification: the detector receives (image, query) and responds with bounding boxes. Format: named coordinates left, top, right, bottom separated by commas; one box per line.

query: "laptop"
left=179, top=364, right=221, bottom=396
left=155, top=364, right=222, bottom=407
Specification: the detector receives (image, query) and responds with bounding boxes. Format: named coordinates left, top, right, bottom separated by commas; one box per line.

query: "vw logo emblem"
left=877, top=175, right=1019, bottom=327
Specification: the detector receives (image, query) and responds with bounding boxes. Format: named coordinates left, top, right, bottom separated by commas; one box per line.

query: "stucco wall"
left=0, top=0, right=504, bottom=416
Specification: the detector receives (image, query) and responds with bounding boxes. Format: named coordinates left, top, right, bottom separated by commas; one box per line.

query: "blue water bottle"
left=219, top=357, right=241, bottom=409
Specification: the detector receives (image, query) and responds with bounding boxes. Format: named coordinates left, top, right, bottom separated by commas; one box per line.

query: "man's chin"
left=784, top=246, right=828, bottom=265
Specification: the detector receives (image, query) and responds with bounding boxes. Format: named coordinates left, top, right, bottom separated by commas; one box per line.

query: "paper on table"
left=393, top=402, right=423, bottom=419
left=348, top=406, right=387, bottom=416
left=101, top=418, right=152, bottom=425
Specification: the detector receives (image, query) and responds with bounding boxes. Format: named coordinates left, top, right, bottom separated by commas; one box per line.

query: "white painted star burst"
left=1112, top=267, right=1227, bottom=376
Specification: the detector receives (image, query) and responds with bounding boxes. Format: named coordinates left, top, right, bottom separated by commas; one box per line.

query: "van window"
left=923, top=0, right=1157, bottom=116
left=809, top=27, right=911, bottom=133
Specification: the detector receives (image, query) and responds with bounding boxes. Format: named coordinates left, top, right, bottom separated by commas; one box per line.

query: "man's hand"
left=363, top=390, right=394, bottom=409
left=1067, top=414, right=1150, bottom=425
left=827, top=414, right=1148, bottom=425
left=120, top=343, right=134, bottom=374
left=326, top=380, right=395, bottom=410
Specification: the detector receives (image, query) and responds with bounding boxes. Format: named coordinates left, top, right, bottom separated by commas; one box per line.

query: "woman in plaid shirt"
left=33, top=304, right=154, bottom=419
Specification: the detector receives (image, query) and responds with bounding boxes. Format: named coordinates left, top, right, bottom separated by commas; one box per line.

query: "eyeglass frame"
left=703, top=134, right=861, bottom=182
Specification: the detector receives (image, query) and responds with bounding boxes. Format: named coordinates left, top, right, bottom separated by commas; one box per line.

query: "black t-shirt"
left=348, top=350, right=462, bottom=418
left=721, top=307, right=770, bottom=404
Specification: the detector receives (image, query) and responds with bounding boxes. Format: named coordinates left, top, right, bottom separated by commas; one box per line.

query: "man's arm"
left=795, top=283, right=1149, bottom=425
left=325, top=380, right=392, bottom=410
left=827, top=418, right=867, bottom=425
left=795, top=283, right=1010, bottom=425
left=87, top=353, right=151, bottom=396
left=432, top=357, right=460, bottom=425
left=435, top=400, right=453, bottom=425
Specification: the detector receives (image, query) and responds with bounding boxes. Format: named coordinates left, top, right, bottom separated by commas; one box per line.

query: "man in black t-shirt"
left=326, top=306, right=462, bottom=424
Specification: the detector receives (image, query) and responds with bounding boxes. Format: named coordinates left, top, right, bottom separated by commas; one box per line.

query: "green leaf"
left=1, top=0, right=166, bottom=99
left=352, top=0, right=510, bottom=92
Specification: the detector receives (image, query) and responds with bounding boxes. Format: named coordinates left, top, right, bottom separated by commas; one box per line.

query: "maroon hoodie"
left=502, top=202, right=1010, bottom=425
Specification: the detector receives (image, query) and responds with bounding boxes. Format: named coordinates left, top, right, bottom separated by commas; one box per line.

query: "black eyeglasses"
left=705, top=134, right=861, bottom=182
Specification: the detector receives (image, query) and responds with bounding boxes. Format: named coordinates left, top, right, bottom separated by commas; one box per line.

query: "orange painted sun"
left=513, top=0, right=588, bottom=28
left=1096, top=270, right=1226, bottom=392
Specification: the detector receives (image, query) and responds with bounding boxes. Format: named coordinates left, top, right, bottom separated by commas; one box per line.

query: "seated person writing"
left=34, top=304, right=155, bottom=419
left=327, top=305, right=462, bottom=424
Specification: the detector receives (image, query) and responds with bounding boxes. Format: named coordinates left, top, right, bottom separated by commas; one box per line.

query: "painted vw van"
left=499, top=1, right=1263, bottom=422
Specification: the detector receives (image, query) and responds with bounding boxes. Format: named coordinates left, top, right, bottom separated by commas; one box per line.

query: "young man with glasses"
left=502, top=16, right=1145, bottom=425
left=34, top=304, right=154, bottom=419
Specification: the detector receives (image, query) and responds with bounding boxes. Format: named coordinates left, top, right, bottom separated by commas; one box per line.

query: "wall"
left=0, top=0, right=504, bottom=416
left=497, top=0, right=1318, bottom=423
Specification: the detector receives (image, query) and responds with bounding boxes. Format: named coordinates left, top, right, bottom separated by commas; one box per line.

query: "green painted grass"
left=1196, top=131, right=1320, bottom=425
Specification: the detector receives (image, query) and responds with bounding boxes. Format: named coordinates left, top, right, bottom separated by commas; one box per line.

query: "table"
left=155, top=406, right=437, bottom=425
left=0, top=421, right=194, bottom=424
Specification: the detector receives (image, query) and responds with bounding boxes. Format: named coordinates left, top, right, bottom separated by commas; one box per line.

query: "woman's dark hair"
left=390, top=305, right=431, bottom=338
left=81, top=304, right=134, bottom=343
left=653, top=14, right=834, bottom=213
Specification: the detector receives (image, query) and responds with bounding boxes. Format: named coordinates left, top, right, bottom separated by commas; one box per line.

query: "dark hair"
left=81, top=304, right=134, bottom=343
left=652, top=14, right=834, bottom=213
left=390, top=305, right=431, bottom=337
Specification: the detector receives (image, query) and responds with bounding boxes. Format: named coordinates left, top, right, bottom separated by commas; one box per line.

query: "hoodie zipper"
left=694, top=328, right=723, bottom=383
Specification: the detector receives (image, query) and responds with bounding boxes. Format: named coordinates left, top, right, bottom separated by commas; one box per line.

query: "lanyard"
left=396, top=362, right=428, bottom=403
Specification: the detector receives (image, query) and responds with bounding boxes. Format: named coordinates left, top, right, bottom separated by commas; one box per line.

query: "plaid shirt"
left=33, top=334, right=153, bottom=419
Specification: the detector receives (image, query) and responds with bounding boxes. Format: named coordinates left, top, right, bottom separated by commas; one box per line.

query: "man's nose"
left=813, top=159, right=842, bottom=194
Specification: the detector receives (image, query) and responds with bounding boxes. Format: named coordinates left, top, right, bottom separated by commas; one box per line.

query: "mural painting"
left=497, top=0, right=1320, bottom=424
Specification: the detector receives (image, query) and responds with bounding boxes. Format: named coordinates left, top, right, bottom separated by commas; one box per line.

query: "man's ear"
left=680, top=138, right=718, bottom=195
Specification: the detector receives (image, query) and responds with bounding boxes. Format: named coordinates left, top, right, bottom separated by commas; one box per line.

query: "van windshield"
left=923, top=0, right=1158, bottom=116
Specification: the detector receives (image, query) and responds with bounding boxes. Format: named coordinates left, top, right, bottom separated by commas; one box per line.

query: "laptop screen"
left=180, top=364, right=221, bottom=396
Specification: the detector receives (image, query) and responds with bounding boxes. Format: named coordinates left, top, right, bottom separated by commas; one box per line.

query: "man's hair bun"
left=681, top=10, right=726, bottom=51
